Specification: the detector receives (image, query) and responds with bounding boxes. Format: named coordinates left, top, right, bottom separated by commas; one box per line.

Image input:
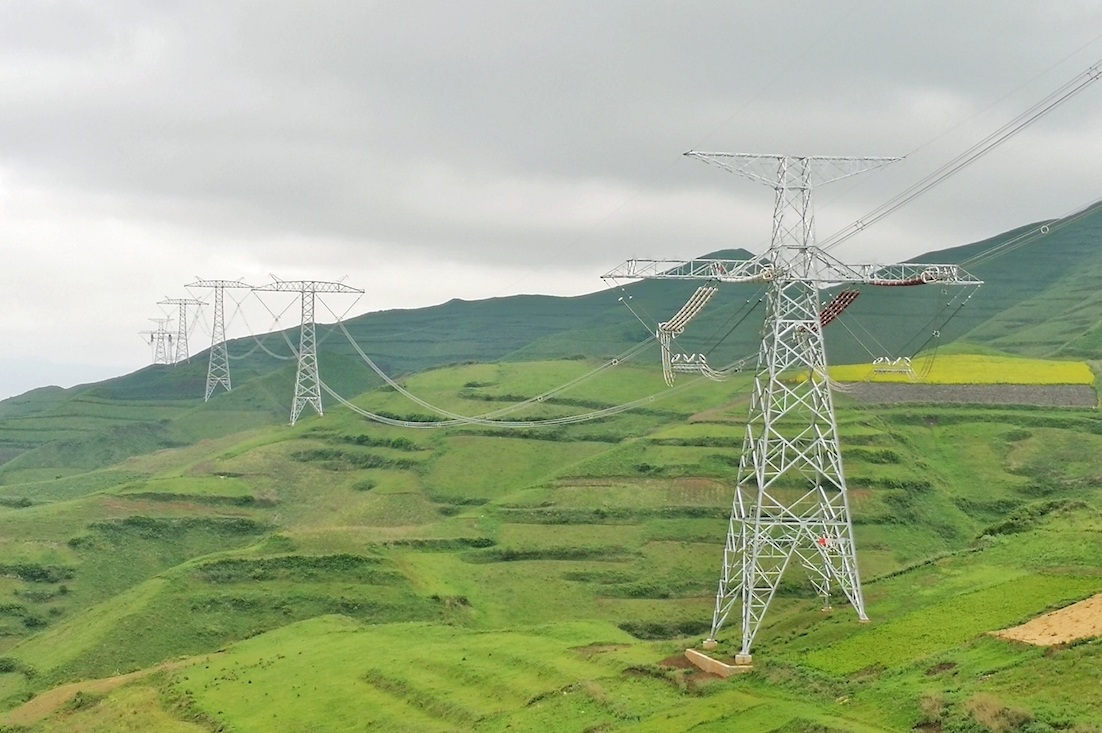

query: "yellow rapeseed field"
left=829, top=353, right=1095, bottom=385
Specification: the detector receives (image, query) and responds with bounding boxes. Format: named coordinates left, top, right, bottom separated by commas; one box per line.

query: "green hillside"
left=0, top=358, right=1100, bottom=730
left=3, top=205, right=1101, bottom=474
left=0, top=215, right=1101, bottom=730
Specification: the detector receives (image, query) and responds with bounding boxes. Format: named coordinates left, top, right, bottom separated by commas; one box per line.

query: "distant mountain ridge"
left=1, top=205, right=1100, bottom=473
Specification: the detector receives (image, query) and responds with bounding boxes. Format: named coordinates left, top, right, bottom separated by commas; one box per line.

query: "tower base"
left=685, top=649, right=752, bottom=676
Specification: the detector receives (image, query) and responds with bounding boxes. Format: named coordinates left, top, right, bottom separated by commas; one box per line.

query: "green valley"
left=1, top=212, right=1102, bottom=731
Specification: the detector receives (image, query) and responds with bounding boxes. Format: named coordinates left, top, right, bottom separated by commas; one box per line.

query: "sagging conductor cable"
left=333, top=319, right=659, bottom=423
left=275, top=307, right=699, bottom=429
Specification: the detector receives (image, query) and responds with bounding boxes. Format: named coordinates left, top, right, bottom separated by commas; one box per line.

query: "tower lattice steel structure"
left=604, top=151, right=982, bottom=664
left=139, top=317, right=174, bottom=365
left=253, top=278, right=363, bottom=425
left=188, top=279, right=255, bottom=401
left=159, top=297, right=205, bottom=365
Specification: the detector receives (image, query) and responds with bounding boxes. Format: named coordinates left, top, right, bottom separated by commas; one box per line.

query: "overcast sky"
left=2, top=1, right=1102, bottom=399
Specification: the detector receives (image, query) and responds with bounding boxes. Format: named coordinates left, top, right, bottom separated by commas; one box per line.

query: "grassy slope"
left=1, top=215, right=1102, bottom=730
left=0, top=359, right=1101, bottom=731
left=958, top=206, right=1102, bottom=358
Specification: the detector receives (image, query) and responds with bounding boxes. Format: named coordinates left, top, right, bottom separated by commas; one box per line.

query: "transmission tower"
left=187, top=279, right=254, bottom=401
left=253, top=278, right=364, bottom=425
left=604, top=151, right=982, bottom=666
left=158, top=297, right=205, bottom=365
left=139, top=317, right=174, bottom=365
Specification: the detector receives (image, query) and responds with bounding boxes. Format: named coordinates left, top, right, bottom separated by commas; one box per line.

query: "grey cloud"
left=2, top=1, right=1102, bottom=396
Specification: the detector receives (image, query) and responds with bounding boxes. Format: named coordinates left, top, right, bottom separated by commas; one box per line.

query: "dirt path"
left=2, top=658, right=201, bottom=727
left=994, top=592, right=1102, bottom=646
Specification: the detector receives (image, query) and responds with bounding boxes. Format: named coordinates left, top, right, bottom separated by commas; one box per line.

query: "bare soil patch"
left=2, top=657, right=203, bottom=726
left=658, top=653, right=694, bottom=669
left=4, top=671, right=150, bottom=726
left=657, top=653, right=723, bottom=687
left=994, top=592, right=1102, bottom=645
left=672, top=477, right=725, bottom=492
left=841, top=383, right=1097, bottom=408
left=925, top=661, right=957, bottom=676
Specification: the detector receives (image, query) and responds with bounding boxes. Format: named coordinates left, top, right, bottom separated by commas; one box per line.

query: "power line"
left=819, top=58, right=1102, bottom=254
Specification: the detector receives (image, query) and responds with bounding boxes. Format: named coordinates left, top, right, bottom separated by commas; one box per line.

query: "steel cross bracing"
left=158, top=297, right=205, bottom=365
left=604, top=152, right=981, bottom=663
left=253, top=278, right=364, bottom=425
left=187, top=279, right=254, bottom=401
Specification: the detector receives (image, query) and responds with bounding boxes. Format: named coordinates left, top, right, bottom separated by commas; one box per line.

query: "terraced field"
left=829, top=352, right=1096, bottom=384
left=1, top=358, right=1102, bottom=731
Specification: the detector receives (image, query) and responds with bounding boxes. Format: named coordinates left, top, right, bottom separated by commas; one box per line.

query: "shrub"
left=918, top=692, right=947, bottom=724
left=374, top=537, right=493, bottom=550
left=290, top=449, right=417, bottom=471
left=980, top=499, right=1084, bottom=536
left=352, top=478, right=377, bottom=492
left=464, top=547, right=633, bottom=564
left=844, top=448, right=902, bottom=464
left=195, top=554, right=395, bottom=585
left=963, top=692, right=1032, bottom=733
left=65, top=690, right=104, bottom=712
left=338, top=434, right=423, bottom=452
left=617, top=619, right=710, bottom=640
left=0, top=564, right=74, bottom=583
left=82, top=516, right=267, bottom=540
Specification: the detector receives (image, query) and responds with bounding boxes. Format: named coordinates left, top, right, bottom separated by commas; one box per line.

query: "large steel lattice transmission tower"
left=253, top=279, right=364, bottom=425
left=158, top=297, right=205, bottom=365
left=604, top=151, right=982, bottom=665
left=187, top=279, right=254, bottom=401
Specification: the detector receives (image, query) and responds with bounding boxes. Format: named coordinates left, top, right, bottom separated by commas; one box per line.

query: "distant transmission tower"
left=158, top=297, right=205, bottom=365
left=253, top=278, right=364, bottom=425
left=139, top=317, right=174, bottom=365
left=187, top=279, right=255, bottom=401
left=605, top=152, right=982, bottom=665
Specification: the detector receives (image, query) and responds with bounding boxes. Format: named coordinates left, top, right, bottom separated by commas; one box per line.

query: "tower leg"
left=708, top=279, right=865, bottom=656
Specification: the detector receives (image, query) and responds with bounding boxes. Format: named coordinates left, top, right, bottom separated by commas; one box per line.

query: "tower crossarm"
left=158, top=297, right=206, bottom=306
left=603, top=252, right=774, bottom=284
left=846, top=262, right=982, bottom=286
left=186, top=278, right=256, bottom=290
left=603, top=254, right=981, bottom=287
left=684, top=151, right=902, bottom=188
left=813, top=247, right=982, bottom=285
left=253, top=278, right=364, bottom=294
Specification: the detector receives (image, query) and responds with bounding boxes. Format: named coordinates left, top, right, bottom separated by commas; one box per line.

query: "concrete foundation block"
left=684, top=649, right=753, bottom=677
